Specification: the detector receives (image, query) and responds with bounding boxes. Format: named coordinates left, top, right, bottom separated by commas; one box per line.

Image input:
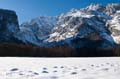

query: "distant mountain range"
left=0, top=3, right=120, bottom=48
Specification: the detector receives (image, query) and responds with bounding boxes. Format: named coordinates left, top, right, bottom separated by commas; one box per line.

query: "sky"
left=0, top=0, right=119, bottom=24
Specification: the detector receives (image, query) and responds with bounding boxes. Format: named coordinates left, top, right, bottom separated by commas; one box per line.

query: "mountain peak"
left=3, top=3, right=119, bottom=48
left=86, top=4, right=105, bottom=12
left=106, top=3, right=120, bottom=16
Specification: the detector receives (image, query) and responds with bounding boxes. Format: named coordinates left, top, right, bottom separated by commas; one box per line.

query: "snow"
left=110, top=16, right=120, bottom=30
left=61, top=24, right=67, bottom=27
left=17, top=16, right=57, bottom=45
left=13, top=4, right=120, bottom=47
left=87, top=4, right=102, bottom=11
left=67, top=11, right=94, bottom=18
left=116, top=10, right=120, bottom=14
left=107, top=13, right=120, bottom=44
left=0, top=57, right=120, bottom=79
left=49, top=32, right=60, bottom=37
left=111, top=35, right=120, bottom=44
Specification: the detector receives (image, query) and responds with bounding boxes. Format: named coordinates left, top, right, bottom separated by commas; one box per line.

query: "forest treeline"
left=0, top=43, right=120, bottom=57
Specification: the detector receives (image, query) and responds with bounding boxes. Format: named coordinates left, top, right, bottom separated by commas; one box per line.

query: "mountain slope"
left=15, top=16, right=57, bottom=46
left=107, top=10, right=120, bottom=44
left=1, top=4, right=119, bottom=48
left=45, top=4, right=120, bottom=48
left=14, top=3, right=120, bottom=48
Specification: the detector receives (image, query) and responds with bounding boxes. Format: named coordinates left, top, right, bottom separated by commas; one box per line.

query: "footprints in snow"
left=5, top=62, right=120, bottom=78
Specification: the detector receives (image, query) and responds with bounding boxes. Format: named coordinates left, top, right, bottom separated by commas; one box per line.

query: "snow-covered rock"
left=15, top=16, right=57, bottom=45
left=86, top=4, right=106, bottom=12
left=46, top=4, right=116, bottom=48
left=106, top=3, right=120, bottom=16
left=14, top=3, right=120, bottom=48
left=106, top=10, right=120, bottom=44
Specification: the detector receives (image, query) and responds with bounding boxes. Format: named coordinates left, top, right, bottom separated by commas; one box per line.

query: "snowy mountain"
left=106, top=3, right=120, bottom=16
left=45, top=4, right=120, bottom=48
left=15, top=16, right=57, bottom=46
left=14, top=3, right=120, bottom=48
left=0, top=4, right=120, bottom=48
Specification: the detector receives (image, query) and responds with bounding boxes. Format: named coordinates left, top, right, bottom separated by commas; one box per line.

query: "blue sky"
left=0, top=0, right=119, bottom=24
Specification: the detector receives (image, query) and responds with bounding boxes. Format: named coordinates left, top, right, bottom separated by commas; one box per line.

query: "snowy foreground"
left=0, top=57, right=120, bottom=79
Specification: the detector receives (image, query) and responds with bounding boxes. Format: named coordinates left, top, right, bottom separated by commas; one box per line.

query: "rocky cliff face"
left=106, top=10, right=120, bottom=44
left=0, top=9, right=23, bottom=43
left=106, top=3, right=120, bottom=16
left=45, top=4, right=119, bottom=48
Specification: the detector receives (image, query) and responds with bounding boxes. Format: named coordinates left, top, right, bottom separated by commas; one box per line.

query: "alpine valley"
left=0, top=3, right=120, bottom=57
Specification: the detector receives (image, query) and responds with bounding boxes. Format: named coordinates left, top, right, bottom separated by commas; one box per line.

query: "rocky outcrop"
left=0, top=9, right=23, bottom=43
left=106, top=10, right=120, bottom=44
left=106, top=3, right=120, bottom=16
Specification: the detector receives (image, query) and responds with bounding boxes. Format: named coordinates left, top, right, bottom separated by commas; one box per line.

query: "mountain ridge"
left=0, top=3, right=120, bottom=48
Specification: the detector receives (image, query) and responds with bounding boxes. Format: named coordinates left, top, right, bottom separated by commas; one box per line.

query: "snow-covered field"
left=0, top=57, right=120, bottom=79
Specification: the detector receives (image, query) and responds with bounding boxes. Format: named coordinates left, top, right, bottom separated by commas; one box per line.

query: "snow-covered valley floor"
left=0, top=57, right=120, bottom=79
